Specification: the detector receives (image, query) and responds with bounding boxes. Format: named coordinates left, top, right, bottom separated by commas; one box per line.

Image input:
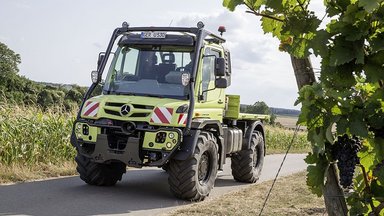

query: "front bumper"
left=72, top=119, right=182, bottom=168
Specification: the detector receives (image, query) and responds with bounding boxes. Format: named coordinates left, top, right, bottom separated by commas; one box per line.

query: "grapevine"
left=223, top=0, right=384, bottom=215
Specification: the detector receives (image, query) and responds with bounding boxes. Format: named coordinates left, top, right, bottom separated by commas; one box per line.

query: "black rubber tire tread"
left=168, top=131, right=218, bottom=201
left=75, top=153, right=126, bottom=186
left=231, top=131, right=265, bottom=183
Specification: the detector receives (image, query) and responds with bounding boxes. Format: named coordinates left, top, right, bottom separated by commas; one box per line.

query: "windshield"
left=103, top=46, right=194, bottom=99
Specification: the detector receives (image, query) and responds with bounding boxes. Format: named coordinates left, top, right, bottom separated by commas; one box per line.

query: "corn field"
left=0, top=104, right=76, bottom=166
left=265, top=125, right=310, bottom=153
left=0, top=103, right=309, bottom=167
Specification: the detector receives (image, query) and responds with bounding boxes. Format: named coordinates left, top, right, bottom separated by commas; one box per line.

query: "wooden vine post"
left=291, top=56, right=348, bottom=216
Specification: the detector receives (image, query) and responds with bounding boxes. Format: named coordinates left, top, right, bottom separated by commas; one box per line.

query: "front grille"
left=132, top=104, right=154, bottom=110
left=104, top=109, right=121, bottom=116
left=104, top=101, right=153, bottom=118
left=105, top=102, right=125, bottom=107
left=130, top=113, right=150, bottom=117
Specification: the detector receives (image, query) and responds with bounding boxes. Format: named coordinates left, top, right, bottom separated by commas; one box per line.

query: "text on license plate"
left=141, top=32, right=167, bottom=39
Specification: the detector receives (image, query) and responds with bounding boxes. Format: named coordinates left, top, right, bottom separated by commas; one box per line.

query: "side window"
left=114, top=47, right=139, bottom=77
left=201, top=48, right=220, bottom=94
left=123, top=48, right=139, bottom=75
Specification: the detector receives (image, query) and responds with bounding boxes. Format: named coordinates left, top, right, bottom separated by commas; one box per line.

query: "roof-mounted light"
left=218, top=26, right=226, bottom=36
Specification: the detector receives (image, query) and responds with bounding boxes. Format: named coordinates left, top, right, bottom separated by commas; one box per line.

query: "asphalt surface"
left=0, top=154, right=307, bottom=216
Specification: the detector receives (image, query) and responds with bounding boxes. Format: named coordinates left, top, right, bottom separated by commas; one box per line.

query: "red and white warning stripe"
left=178, top=114, right=188, bottom=125
left=82, top=101, right=100, bottom=117
left=150, top=107, right=173, bottom=124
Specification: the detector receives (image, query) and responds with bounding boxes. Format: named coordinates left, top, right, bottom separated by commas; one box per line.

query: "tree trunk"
left=290, top=55, right=348, bottom=216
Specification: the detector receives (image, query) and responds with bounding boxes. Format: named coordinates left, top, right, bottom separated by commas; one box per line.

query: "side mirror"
left=215, top=77, right=228, bottom=88
left=91, top=71, right=100, bottom=84
left=215, top=57, right=226, bottom=76
left=97, top=53, right=105, bottom=69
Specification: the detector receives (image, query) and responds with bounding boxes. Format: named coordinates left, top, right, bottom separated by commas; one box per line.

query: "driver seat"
left=157, top=53, right=176, bottom=83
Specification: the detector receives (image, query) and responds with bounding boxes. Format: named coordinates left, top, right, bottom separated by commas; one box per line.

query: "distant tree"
left=0, top=42, right=21, bottom=74
left=0, top=41, right=85, bottom=109
left=246, top=101, right=276, bottom=124
left=246, top=101, right=269, bottom=114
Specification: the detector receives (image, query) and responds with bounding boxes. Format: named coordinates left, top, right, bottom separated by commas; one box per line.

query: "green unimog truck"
left=71, top=21, right=269, bottom=201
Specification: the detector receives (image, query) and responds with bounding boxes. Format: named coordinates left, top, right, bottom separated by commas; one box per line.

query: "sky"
left=0, top=0, right=324, bottom=109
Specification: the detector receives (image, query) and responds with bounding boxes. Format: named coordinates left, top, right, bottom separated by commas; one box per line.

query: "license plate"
left=141, top=31, right=166, bottom=39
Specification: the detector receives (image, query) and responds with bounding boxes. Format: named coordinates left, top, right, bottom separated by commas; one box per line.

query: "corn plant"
left=0, top=104, right=76, bottom=166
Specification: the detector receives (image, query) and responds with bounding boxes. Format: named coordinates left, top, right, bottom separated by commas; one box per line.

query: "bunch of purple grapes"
left=331, top=134, right=362, bottom=188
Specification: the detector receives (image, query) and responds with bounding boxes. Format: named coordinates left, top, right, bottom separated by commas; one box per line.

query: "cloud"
left=176, top=9, right=270, bottom=65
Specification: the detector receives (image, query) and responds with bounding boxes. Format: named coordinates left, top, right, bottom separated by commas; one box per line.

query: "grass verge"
left=167, top=171, right=326, bottom=216
left=0, top=161, right=77, bottom=184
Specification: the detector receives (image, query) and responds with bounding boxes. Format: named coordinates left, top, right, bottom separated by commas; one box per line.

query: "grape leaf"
left=305, top=153, right=328, bottom=197
left=370, top=180, right=384, bottom=200
left=252, top=0, right=266, bottom=9
left=336, top=117, right=348, bottom=135
left=371, top=33, right=384, bottom=52
left=358, top=149, right=375, bottom=170
left=261, top=16, right=283, bottom=37
left=265, top=0, right=284, bottom=12
left=289, top=38, right=310, bottom=58
left=349, top=110, right=369, bottom=137
left=364, top=62, right=384, bottom=83
left=310, top=30, right=329, bottom=57
left=374, top=138, right=384, bottom=161
left=358, top=0, right=380, bottom=13
left=222, top=0, right=244, bottom=11
left=345, top=24, right=369, bottom=41
left=329, top=39, right=356, bottom=66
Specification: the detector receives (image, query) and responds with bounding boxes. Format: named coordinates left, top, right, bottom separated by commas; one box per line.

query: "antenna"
left=169, top=19, right=174, bottom=27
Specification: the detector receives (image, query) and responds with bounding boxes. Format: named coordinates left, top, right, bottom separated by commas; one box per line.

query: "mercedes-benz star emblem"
left=120, top=104, right=131, bottom=116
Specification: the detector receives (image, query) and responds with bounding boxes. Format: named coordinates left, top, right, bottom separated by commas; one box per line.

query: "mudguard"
left=173, top=119, right=225, bottom=169
left=242, top=121, right=266, bottom=154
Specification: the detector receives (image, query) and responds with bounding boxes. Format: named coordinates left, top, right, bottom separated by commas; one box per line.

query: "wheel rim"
left=198, top=152, right=211, bottom=184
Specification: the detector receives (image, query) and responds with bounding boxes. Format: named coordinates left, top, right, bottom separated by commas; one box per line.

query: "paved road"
left=0, top=154, right=307, bottom=216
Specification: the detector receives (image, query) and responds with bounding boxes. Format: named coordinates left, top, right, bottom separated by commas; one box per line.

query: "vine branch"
left=295, top=0, right=306, bottom=11
left=245, top=10, right=284, bottom=22
left=360, top=165, right=378, bottom=216
left=243, top=1, right=284, bottom=22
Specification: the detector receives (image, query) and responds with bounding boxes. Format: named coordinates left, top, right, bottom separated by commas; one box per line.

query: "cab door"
left=195, top=47, right=225, bottom=121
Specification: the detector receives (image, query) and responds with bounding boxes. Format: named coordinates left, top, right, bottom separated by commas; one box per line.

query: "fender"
left=242, top=120, right=266, bottom=154
left=173, top=119, right=225, bottom=170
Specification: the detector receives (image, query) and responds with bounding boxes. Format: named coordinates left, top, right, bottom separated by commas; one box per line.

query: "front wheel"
left=75, top=153, right=126, bottom=186
left=231, top=131, right=265, bottom=183
left=168, top=131, right=218, bottom=201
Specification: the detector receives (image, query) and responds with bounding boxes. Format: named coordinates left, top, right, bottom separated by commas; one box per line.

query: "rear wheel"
left=168, top=131, right=218, bottom=201
left=75, top=153, right=126, bottom=186
left=231, top=131, right=264, bottom=183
